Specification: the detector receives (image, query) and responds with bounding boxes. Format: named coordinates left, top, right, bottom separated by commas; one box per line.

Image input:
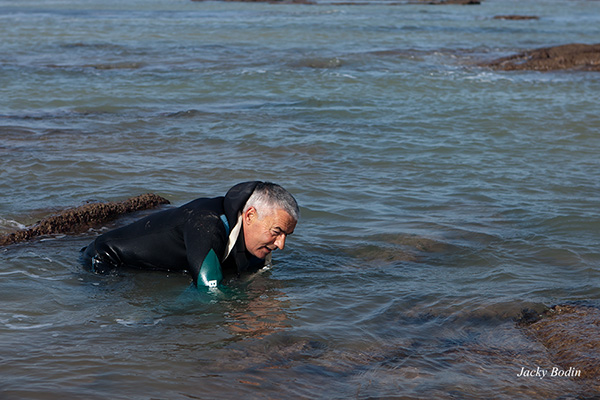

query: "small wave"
left=40, top=235, right=66, bottom=241
left=463, top=71, right=515, bottom=83
left=43, top=61, right=146, bottom=70
left=0, top=270, right=62, bottom=281
left=0, top=218, right=26, bottom=231
left=115, top=317, right=163, bottom=327
left=332, top=72, right=357, bottom=79
left=3, top=322, right=54, bottom=330
left=0, top=314, right=54, bottom=330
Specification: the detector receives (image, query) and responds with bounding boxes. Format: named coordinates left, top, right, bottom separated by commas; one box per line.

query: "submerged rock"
left=190, top=0, right=480, bottom=4
left=418, top=0, right=480, bottom=4
left=0, top=194, right=170, bottom=246
left=520, top=304, right=600, bottom=384
left=291, top=56, right=343, bottom=69
left=493, top=15, right=539, bottom=20
left=191, top=0, right=316, bottom=3
left=483, top=43, right=600, bottom=71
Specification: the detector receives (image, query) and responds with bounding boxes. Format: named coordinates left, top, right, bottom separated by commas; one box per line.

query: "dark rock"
left=515, top=307, right=545, bottom=326
left=321, top=0, right=481, bottom=4
left=191, top=0, right=481, bottom=4
left=493, top=15, right=539, bottom=20
left=191, top=0, right=316, bottom=4
left=520, top=304, right=600, bottom=384
left=419, top=0, right=480, bottom=4
left=482, top=43, right=600, bottom=71
left=0, top=194, right=170, bottom=246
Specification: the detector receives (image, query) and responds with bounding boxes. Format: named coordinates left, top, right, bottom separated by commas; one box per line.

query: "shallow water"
left=1, top=0, right=600, bottom=398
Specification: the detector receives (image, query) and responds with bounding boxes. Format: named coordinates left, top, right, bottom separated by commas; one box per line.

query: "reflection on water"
left=225, top=279, right=292, bottom=339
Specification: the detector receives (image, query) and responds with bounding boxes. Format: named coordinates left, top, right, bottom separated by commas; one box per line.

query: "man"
left=81, top=181, right=299, bottom=288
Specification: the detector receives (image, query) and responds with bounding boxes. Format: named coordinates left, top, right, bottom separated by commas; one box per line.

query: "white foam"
left=0, top=314, right=54, bottom=330
left=4, top=322, right=54, bottom=330
left=0, top=270, right=62, bottom=281
left=0, top=217, right=26, bottom=230
left=115, top=317, right=163, bottom=327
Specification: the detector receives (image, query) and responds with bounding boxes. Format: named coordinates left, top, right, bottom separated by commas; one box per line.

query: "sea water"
left=1, top=0, right=600, bottom=398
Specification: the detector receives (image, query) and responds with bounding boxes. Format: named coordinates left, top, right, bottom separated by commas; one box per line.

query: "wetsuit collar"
left=223, top=181, right=261, bottom=229
left=223, top=212, right=242, bottom=261
left=231, top=226, right=251, bottom=273
left=222, top=181, right=263, bottom=274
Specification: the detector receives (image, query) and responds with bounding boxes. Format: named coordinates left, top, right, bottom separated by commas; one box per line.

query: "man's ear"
left=243, top=206, right=257, bottom=225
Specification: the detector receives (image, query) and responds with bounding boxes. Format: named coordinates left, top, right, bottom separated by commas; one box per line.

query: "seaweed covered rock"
left=0, top=194, right=170, bottom=246
left=520, top=304, right=600, bottom=385
left=483, top=43, right=600, bottom=71
left=191, top=0, right=316, bottom=3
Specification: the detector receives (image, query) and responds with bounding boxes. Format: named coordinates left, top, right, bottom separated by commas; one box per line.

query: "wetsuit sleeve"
left=183, top=214, right=227, bottom=288
left=197, top=249, right=223, bottom=288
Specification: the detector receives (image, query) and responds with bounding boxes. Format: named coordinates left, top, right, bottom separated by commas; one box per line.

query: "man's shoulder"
left=178, top=197, right=228, bottom=233
left=179, top=196, right=225, bottom=213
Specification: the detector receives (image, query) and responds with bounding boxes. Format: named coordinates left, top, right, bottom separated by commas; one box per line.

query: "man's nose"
left=274, top=234, right=286, bottom=250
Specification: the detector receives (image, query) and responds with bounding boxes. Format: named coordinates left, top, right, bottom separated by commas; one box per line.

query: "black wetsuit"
left=81, top=181, right=266, bottom=287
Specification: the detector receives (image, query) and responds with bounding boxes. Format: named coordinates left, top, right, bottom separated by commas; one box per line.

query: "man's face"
left=242, top=207, right=297, bottom=259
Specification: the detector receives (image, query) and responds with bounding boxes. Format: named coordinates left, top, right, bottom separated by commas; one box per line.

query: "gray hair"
left=243, top=182, right=300, bottom=221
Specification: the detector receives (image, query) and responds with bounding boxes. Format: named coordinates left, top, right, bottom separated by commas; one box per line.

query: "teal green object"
left=198, top=248, right=223, bottom=288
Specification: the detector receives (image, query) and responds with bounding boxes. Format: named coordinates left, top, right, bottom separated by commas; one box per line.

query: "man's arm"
left=197, top=248, right=223, bottom=288
left=183, top=213, right=228, bottom=288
